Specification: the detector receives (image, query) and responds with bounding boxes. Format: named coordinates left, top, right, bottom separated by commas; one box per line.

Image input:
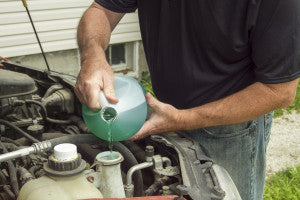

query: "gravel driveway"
left=266, top=111, right=300, bottom=178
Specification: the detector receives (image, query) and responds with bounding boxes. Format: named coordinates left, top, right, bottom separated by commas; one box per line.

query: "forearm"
left=75, top=3, right=124, bottom=109
left=77, top=3, right=124, bottom=66
left=179, top=80, right=298, bottom=130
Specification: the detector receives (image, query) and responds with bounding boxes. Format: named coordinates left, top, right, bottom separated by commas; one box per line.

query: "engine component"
left=42, top=89, right=74, bottom=114
left=43, top=143, right=86, bottom=176
left=125, top=146, right=175, bottom=198
left=96, top=151, right=125, bottom=198
left=151, top=133, right=242, bottom=200
left=18, top=143, right=103, bottom=200
left=0, top=69, right=36, bottom=99
left=0, top=69, right=37, bottom=117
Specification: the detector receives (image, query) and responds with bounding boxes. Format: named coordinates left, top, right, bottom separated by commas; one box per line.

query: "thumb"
left=145, top=93, right=160, bottom=109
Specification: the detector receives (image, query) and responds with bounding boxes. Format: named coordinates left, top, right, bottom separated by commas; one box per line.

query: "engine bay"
left=0, top=61, right=241, bottom=200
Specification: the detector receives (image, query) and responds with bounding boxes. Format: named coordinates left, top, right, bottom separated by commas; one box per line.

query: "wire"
left=0, top=119, right=40, bottom=143
left=0, top=56, right=10, bottom=62
left=0, top=141, right=19, bottom=196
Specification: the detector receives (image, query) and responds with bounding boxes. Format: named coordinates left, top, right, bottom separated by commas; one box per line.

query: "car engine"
left=0, top=61, right=241, bottom=200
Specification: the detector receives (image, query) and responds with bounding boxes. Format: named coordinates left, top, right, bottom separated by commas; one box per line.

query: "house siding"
left=0, top=0, right=141, bottom=58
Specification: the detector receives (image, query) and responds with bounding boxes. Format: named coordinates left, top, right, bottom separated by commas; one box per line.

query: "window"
left=105, top=42, right=139, bottom=74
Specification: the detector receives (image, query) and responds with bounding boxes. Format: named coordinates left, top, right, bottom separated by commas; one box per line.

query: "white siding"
left=0, top=0, right=141, bottom=57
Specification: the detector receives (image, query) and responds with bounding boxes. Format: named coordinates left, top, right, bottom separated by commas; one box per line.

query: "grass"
left=274, top=81, right=300, bottom=117
left=264, top=165, right=300, bottom=200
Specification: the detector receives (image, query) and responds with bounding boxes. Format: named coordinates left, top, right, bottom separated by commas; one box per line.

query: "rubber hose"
left=25, top=100, right=47, bottom=122
left=0, top=141, right=19, bottom=196
left=49, top=134, right=105, bottom=147
left=17, top=166, right=34, bottom=184
left=122, top=141, right=146, bottom=162
left=69, top=115, right=91, bottom=134
left=113, top=142, right=144, bottom=197
left=43, top=84, right=63, bottom=99
left=0, top=119, right=39, bottom=143
left=0, top=137, right=22, bottom=146
left=28, top=166, right=40, bottom=178
left=25, top=100, right=71, bottom=124
left=3, top=185, right=15, bottom=200
left=47, top=134, right=144, bottom=196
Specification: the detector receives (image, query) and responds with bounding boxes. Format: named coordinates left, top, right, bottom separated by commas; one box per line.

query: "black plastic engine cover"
left=0, top=69, right=37, bottom=99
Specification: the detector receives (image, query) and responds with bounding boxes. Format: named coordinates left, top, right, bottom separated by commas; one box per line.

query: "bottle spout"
left=100, top=106, right=118, bottom=122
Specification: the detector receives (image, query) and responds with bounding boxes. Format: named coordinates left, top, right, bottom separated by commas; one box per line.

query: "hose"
left=43, top=84, right=63, bottom=99
left=49, top=134, right=104, bottom=147
left=17, top=166, right=34, bottom=184
left=113, top=142, right=144, bottom=197
left=145, top=176, right=171, bottom=196
left=1, top=137, right=22, bottom=146
left=25, top=100, right=71, bottom=124
left=3, top=185, right=15, bottom=200
left=28, top=166, right=40, bottom=178
left=0, top=141, right=19, bottom=196
left=70, top=116, right=91, bottom=134
left=0, top=119, right=39, bottom=143
left=122, top=141, right=146, bottom=163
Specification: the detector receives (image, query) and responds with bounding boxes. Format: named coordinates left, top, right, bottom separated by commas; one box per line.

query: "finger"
left=103, top=76, right=119, bottom=104
left=74, top=82, right=88, bottom=105
left=84, top=82, right=101, bottom=110
left=74, top=87, right=85, bottom=104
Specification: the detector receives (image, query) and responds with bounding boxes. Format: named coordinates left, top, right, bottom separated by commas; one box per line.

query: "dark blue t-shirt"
left=96, top=0, right=300, bottom=109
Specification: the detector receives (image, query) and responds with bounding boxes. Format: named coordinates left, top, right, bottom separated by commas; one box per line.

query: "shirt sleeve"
left=95, top=0, right=137, bottom=13
left=251, top=0, right=300, bottom=84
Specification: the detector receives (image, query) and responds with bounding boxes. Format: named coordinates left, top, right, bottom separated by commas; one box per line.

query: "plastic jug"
left=82, top=75, right=147, bottom=141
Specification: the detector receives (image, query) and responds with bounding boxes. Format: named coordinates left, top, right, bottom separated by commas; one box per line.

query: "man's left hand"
left=129, top=93, right=182, bottom=141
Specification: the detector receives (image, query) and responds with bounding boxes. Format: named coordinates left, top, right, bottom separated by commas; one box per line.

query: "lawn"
left=264, top=165, right=300, bottom=200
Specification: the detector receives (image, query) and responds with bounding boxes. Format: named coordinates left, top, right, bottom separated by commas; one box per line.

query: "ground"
left=266, top=111, right=300, bottom=178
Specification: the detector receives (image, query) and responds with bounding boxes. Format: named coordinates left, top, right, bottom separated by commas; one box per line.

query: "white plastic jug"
left=82, top=75, right=147, bottom=141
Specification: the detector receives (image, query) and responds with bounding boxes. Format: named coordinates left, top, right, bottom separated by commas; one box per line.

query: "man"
left=75, top=0, right=300, bottom=199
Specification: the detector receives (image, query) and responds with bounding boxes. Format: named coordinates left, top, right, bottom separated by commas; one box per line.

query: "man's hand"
left=129, top=93, right=182, bottom=140
left=74, top=59, right=118, bottom=110
left=75, top=2, right=123, bottom=110
left=129, top=79, right=298, bottom=141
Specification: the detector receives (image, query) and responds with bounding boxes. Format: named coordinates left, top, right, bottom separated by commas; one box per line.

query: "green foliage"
left=274, top=81, right=300, bottom=117
left=140, top=71, right=155, bottom=97
left=264, top=165, right=300, bottom=200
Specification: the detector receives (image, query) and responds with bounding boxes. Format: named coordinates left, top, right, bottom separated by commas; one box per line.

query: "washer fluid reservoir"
left=82, top=75, right=147, bottom=141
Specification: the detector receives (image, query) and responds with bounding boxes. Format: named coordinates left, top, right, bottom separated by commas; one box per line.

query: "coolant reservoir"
left=17, top=174, right=103, bottom=200
left=82, top=75, right=147, bottom=141
left=18, top=143, right=103, bottom=200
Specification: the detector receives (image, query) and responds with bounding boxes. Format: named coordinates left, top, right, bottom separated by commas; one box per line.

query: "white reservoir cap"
left=53, top=143, right=77, bottom=161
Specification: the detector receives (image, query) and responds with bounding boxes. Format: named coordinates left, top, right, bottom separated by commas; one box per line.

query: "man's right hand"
left=75, top=2, right=124, bottom=110
left=74, top=59, right=118, bottom=111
